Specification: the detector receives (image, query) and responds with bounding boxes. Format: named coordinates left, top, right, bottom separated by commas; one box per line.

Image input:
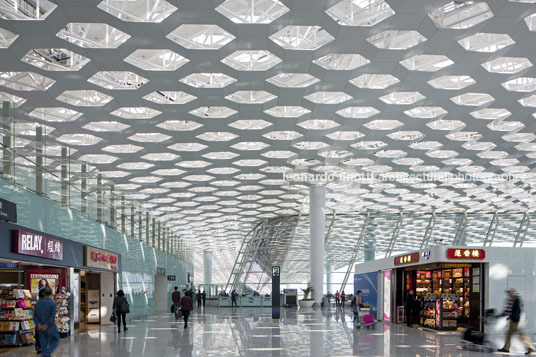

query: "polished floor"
left=4, top=307, right=535, bottom=356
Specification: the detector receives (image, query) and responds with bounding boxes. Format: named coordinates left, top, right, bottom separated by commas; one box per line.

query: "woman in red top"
left=341, top=291, right=346, bottom=308
left=179, top=291, right=194, bottom=328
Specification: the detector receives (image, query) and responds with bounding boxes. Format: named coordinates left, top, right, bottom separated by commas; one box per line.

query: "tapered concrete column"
left=96, top=174, right=103, bottom=223
left=146, top=212, right=150, bottom=245
left=61, top=147, right=68, bottom=207
left=81, top=164, right=87, bottom=215
left=121, top=195, right=125, bottom=233
left=35, top=126, right=43, bottom=195
left=2, top=101, right=12, bottom=178
left=109, top=185, right=115, bottom=229
left=138, top=211, right=142, bottom=242
left=157, top=221, right=161, bottom=250
left=204, top=250, right=212, bottom=285
left=130, top=205, right=135, bottom=237
left=326, top=266, right=332, bottom=295
left=309, top=185, right=326, bottom=306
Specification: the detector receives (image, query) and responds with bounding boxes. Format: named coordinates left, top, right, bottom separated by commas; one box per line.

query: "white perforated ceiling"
left=2, top=0, right=536, bottom=262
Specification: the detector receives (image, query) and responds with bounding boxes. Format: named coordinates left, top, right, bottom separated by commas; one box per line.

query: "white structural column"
left=326, top=266, right=332, bottom=295
left=310, top=185, right=326, bottom=305
left=203, top=250, right=213, bottom=285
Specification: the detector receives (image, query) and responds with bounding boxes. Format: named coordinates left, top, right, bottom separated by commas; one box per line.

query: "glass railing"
left=0, top=100, right=192, bottom=263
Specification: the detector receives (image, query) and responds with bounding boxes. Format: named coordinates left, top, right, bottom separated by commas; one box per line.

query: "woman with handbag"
left=112, top=290, right=129, bottom=333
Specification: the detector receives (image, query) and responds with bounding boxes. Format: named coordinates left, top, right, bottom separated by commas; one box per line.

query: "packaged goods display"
left=55, top=289, right=71, bottom=336
left=0, top=289, right=35, bottom=346
left=415, top=267, right=473, bottom=330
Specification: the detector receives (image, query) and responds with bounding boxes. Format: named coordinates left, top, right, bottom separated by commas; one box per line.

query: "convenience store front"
left=0, top=220, right=121, bottom=350
left=355, top=246, right=536, bottom=333
left=397, top=254, right=483, bottom=331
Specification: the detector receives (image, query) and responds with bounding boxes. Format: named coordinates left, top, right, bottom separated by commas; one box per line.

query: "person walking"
left=341, top=291, right=346, bottom=308
left=335, top=291, right=340, bottom=307
left=201, top=290, right=207, bottom=308
left=33, top=287, right=59, bottom=357
left=112, top=290, right=129, bottom=333
left=180, top=291, right=194, bottom=328
left=231, top=290, right=238, bottom=307
left=354, top=290, right=363, bottom=328
left=405, top=290, right=414, bottom=327
left=497, top=288, right=535, bottom=354
left=171, top=286, right=181, bottom=320
left=33, top=287, right=46, bottom=354
left=196, top=290, right=202, bottom=308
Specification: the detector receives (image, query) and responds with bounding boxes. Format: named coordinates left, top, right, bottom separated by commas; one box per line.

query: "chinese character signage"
left=13, top=230, right=63, bottom=260
left=84, top=246, right=119, bottom=271
left=394, top=252, right=420, bottom=266
left=446, top=248, right=485, bottom=260
left=167, top=275, right=176, bottom=281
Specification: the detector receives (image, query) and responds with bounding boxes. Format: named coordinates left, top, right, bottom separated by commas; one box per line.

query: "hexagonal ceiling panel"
left=2, top=0, right=536, bottom=272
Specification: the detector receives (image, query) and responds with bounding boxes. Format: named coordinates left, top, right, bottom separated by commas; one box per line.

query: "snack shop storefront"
left=355, top=246, right=536, bottom=333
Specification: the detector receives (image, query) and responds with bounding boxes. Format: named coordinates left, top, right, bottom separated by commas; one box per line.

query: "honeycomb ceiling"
left=2, top=0, right=536, bottom=261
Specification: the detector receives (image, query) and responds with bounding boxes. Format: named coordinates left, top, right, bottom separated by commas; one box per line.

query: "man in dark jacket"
left=180, top=292, right=194, bottom=328
left=231, top=290, right=238, bottom=307
left=172, top=286, right=181, bottom=320
left=33, top=287, right=59, bottom=357
left=201, top=290, right=207, bottom=307
left=498, top=289, right=535, bottom=354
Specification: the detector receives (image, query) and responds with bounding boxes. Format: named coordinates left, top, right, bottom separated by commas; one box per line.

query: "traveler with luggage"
left=497, top=288, right=535, bottom=354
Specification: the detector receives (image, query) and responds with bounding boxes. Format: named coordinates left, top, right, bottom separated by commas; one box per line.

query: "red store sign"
left=447, top=248, right=485, bottom=260
left=13, top=230, right=63, bottom=261
left=394, top=252, right=420, bottom=266
left=92, top=251, right=117, bottom=264
left=84, top=246, right=119, bottom=271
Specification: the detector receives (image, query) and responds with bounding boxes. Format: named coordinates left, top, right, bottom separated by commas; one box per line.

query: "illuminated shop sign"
left=13, top=230, right=63, bottom=260
left=394, top=252, right=420, bottom=266
left=92, top=251, right=117, bottom=264
left=446, top=248, right=485, bottom=260
left=84, top=246, right=119, bottom=271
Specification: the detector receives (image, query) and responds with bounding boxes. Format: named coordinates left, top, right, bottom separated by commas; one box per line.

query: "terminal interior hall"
left=1, top=0, right=536, bottom=356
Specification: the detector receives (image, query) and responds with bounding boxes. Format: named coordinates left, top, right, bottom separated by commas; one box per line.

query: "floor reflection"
left=3, top=306, right=531, bottom=356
